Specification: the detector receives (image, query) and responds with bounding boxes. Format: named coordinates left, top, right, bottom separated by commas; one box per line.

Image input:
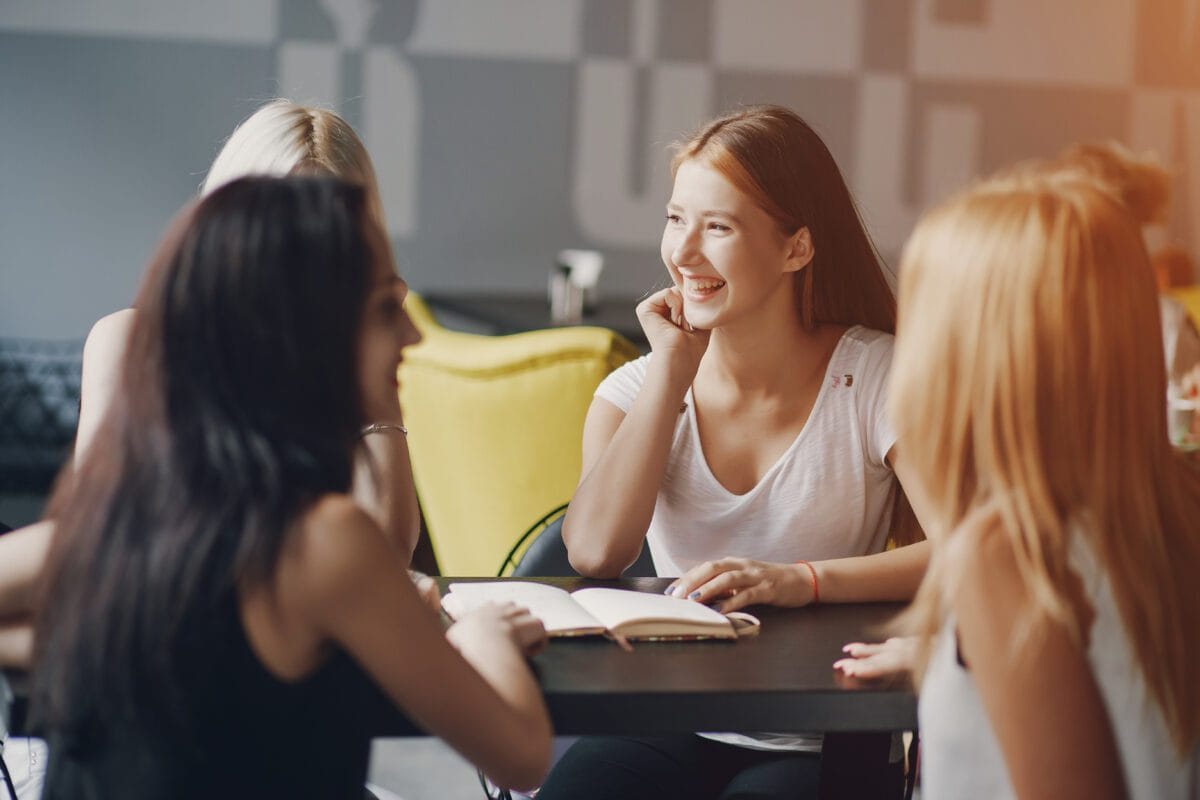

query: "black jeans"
left=536, top=734, right=822, bottom=800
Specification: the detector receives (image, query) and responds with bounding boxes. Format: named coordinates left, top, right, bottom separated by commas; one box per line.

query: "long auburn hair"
left=32, top=176, right=374, bottom=742
left=672, top=104, right=897, bottom=334
left=674, top=105, right=919, bottom=545
left=893, top=161, right=1200, bottom=753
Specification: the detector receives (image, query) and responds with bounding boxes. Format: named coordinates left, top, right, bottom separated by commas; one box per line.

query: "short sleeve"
left=853, top=332, right=898, bottom=469
left=594, top=354, right=651, bottom=413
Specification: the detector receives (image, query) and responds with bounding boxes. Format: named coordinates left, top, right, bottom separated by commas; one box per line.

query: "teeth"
left=689, top=278, right=726, bottom=291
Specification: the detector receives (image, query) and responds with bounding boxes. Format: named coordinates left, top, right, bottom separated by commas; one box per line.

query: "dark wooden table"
left=1, top=578, right=916, bottom=739
left=429, top=577, right=915, bottom=736
left=423, top=292, right=648, bottom=350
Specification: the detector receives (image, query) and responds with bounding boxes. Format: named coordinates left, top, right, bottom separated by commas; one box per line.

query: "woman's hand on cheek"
left=663, top=558, right=812, bottom=613
left=637, top=287, right=710, bottom=373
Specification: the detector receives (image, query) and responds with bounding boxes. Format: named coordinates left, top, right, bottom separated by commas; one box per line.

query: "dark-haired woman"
left=544, top=106, right=930, bottom=799
left=31, top=177, right=551, bottom=799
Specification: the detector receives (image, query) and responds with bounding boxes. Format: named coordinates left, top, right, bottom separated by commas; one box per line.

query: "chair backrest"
left=506, top=507, right=656, bottom=578
left=1168, top=285, right=1200, bottom=331
left=399, top=294, right=640, bottom=576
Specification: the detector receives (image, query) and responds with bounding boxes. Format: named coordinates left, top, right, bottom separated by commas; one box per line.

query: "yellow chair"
left=1168, top=286, right=1200, bottom=331
left=398, top=293, right=640, bottom=576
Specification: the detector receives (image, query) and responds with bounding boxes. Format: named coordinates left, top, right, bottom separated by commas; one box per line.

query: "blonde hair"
left=202, top=99, right=385, bottom=225
left=893, top=153, right=1200, bottom=753
left=996, top=141, right=1171, bottom=226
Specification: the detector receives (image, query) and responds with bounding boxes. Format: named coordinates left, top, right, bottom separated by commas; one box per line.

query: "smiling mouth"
left=685, top=278, right=726, bottom=295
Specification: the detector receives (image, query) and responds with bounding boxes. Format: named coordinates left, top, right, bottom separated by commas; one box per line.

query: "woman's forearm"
left=353, top=424, right=421, bottom=563
left=813, top=540, right=931, bottom=603
left=564, top=361, right=692, bottom=577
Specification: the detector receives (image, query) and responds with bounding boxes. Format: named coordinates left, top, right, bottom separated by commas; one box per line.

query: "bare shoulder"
left=82, top=309, right=136, bottom=386
left=943, top=505, right=1024, bottom=609
left=295, top=494, right=389, bottom=569
left=284, top=494, right=403, bottom=601
left=77, top=309, right=139, bottom=461
left=84, top=309, right=136, bottom=360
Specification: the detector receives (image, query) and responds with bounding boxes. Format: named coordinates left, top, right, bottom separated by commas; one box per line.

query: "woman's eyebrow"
left=666, top=202, right=741, bottom=223
left=700, top=210, right=741, bottom=224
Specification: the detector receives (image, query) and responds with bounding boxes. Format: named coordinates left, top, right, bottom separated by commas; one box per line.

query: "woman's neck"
left=698, top=291, right=837, bottom=397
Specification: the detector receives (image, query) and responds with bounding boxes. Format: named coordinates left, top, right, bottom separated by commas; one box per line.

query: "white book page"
left=569, top=587, right=731, bottom=631
left=443, top=581, right=605, bottom=635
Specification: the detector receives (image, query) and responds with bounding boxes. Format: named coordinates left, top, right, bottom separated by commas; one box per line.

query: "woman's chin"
left=682, top=304, right=721, bottom=331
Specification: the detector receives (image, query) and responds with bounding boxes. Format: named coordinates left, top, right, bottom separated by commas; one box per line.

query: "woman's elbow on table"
left=567, top=549, right=624, bottom=579
left=562, top=517, right=640, bottom=578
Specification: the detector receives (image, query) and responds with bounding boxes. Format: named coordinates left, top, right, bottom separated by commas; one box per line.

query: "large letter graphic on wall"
left=363, top=46, right=419, bottom=239
left=913, top=0, right=1136, bottom=87
left=573, top=0, right=711, bottom=248
left=853, top=75, right=980, bottom=258
left=278, top=0, right=420, bottom=239
left=573, top=62, right=711, bottom=247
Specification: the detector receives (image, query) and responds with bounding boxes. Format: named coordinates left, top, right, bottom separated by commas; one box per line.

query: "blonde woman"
left=882, top=162, right=1200, bottom=797
left=0, top=101, right=425, bottom=651
left=77, top=100, right=417, bottom=558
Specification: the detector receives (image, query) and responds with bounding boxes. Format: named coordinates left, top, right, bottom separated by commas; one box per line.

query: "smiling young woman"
left=544, top=105, right=929, bottom=800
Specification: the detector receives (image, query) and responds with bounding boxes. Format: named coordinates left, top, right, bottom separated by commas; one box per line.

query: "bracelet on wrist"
left=796, top=560, right=820, bottom=604
left=361, top=422, right=408, bottom=437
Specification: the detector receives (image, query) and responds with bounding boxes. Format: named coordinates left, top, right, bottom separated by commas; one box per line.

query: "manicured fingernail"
left=688, top=591, right=701, bottom=600
left=663, top=584, right=677, bottom=595
left=842, top=645, right=852, bottom=652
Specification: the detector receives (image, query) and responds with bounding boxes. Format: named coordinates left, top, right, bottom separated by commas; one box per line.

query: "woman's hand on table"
left=447, top=602, right=548, bottom=659
left=833, top=637, right=917, bottom=680
left=408, top=569, right=441, bottom=612
left=664, top=558, right=815, bottom=613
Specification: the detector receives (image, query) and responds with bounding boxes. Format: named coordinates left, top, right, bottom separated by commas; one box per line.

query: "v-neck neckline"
left=684, top=326, right=857, bottom=499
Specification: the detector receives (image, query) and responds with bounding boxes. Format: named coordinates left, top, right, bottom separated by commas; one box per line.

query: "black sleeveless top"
left=42, top=593, right=389, bottom=799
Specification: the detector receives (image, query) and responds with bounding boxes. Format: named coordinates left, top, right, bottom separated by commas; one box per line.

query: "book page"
left=443, top=581, right=605, bottom=636
left=569, top=587, right=733, bottom=637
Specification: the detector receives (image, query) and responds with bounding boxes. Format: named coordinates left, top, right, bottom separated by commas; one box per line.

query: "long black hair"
left=32, top=176, right=374, bottom=743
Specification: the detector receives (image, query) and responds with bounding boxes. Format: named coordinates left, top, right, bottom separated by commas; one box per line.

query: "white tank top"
left=919, top=538, right=1200, bottom=799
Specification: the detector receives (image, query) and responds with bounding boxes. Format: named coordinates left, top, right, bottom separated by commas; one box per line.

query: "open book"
left=441, top=581, right=760, bottom=642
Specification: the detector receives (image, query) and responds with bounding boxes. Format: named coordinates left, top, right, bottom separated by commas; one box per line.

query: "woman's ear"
left=785, top=227, right=815, bottom=273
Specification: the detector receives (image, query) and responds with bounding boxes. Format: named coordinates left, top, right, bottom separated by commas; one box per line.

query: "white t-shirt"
left=595, top=325, right=900, bottom=578
left=919, top=536, right=1200, bottom=800
left=594, top=325, right=901, bottom=753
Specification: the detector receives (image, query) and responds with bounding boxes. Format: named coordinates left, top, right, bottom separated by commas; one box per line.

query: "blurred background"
left=2, top=0, right=1197, bottom=523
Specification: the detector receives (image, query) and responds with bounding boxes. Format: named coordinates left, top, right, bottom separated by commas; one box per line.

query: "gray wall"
left=2, top=0, right=1197, bottom=340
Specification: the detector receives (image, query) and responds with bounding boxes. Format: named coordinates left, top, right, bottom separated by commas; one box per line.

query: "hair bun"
left=1055, top=142, right=1171, bottom=226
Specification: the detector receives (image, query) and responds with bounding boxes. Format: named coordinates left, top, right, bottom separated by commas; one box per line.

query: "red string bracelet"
left=797, top=560, right=820, bottom=604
